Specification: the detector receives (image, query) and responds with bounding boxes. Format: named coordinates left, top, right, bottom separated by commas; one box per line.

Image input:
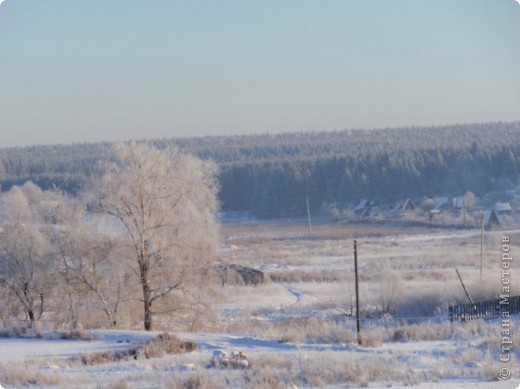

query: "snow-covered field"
left=1, top=329, right=519, bottom=388
left=0, top=331, right=156, bottom=364
left=1, top=222, right=520, bottom=388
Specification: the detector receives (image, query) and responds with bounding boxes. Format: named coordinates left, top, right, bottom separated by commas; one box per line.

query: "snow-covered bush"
left=210, top=350, right=250, bottom=369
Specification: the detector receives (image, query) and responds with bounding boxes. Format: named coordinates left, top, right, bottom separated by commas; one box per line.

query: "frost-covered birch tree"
left=93, top=143, right=219, bottom=331
left=0, top=183, right=53, bottom=327
left=0, top=182, right=127, bottom=329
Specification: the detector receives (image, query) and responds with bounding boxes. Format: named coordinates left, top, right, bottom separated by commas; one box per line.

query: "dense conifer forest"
left=1, top=121, right=520, bottom=217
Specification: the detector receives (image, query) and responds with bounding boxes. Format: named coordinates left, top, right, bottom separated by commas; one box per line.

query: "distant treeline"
left=1, top=121, right=520, bottom=217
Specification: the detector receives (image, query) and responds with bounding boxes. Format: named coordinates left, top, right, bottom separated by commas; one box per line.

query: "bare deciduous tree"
left=0, top=223, right=50, bottom=326
left=0, top=182, right=135, bottom=329
left=0, top=184, right=54, bottom=327
left=463, top=191, right=478, bottom=208
left=51, top=218, right=124, bottom=328
left=92, top=142, right=219, bottom=331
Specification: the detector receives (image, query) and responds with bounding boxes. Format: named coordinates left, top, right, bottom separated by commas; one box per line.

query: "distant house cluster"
left=342, top=194, right=515, bottom=230
left=348, top=198, right=416, bottom=220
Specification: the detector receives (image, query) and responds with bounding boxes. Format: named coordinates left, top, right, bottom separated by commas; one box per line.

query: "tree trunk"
left=23, top=283, right=35, bottom=327
left=140, top=261, right=153, bottom=331
left=144, top=297, right=152, bottom=331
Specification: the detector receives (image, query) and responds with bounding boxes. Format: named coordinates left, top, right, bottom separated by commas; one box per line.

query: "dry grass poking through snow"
left=0, top=323, right=102, bottom=342
left=72, top=333, right=197, bottom=365
left=2, top=222, right=518, bottom=387
left=205, top=352, right=422, bottom=388
left=0, top=363, right=64, bottom=387
left=209, top=222, right=520, bottom=386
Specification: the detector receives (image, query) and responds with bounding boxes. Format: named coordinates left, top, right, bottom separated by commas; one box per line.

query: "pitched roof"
left=494, top=202, right=511, bottom=212
left=483, top=209, right=500, bottom=224
left=353, top=199, right=368, bottom=211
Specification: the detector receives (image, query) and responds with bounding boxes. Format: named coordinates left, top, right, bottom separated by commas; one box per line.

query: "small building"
left=401, top=198, right=415, bottom=211
left=429, top=209, right=441, bottom=222
left=430, top=200, right=451, bottom=213
left=434, top=196, right=450, bottom=206
left=494, top=202, right=512, bottom=214
left=368, top=210, right=383, bottom=220
left=453, top=196, right=465, bottom=209
left=353, top=199, right=368, bottom=213
left=483, top=209, right=500, bottom=230
left=431, top=197, right=451, bottom=213
left=392, top=198, right=415, bottom=216
left=353, top=199, right=372, bottom=218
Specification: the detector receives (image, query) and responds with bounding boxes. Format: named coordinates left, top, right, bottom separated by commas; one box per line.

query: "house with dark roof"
left=483, top=209, right=500, bottom=230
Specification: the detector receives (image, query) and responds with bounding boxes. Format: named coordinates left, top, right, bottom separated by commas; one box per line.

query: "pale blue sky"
left=0, top=0, right=519, bottom=147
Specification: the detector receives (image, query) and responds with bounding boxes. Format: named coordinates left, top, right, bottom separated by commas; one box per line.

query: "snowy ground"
left=0, top=331, right=155, bottom=364
left=1, top=222, right=520, bottom=387
left=1, top=329, right=520, bottom=388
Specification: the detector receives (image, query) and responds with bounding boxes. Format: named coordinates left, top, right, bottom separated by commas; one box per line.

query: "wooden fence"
left=449, top=295, right=520, bottom=322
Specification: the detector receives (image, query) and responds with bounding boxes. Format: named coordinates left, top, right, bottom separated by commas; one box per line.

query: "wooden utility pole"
left=306, top=195, right=312, bottom=236
left=462, top=199, right=467, bottom=225
left=480, top=212, right=484, bottom=280
left=354, top=240, right=361, bottom=345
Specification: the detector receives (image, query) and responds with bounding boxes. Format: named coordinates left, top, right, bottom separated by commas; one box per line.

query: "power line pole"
left=480, top=212, right=484, bottom=280
left=354, top=240, right=361, bottom=345
left=306, top=195, right=312, bottom=236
